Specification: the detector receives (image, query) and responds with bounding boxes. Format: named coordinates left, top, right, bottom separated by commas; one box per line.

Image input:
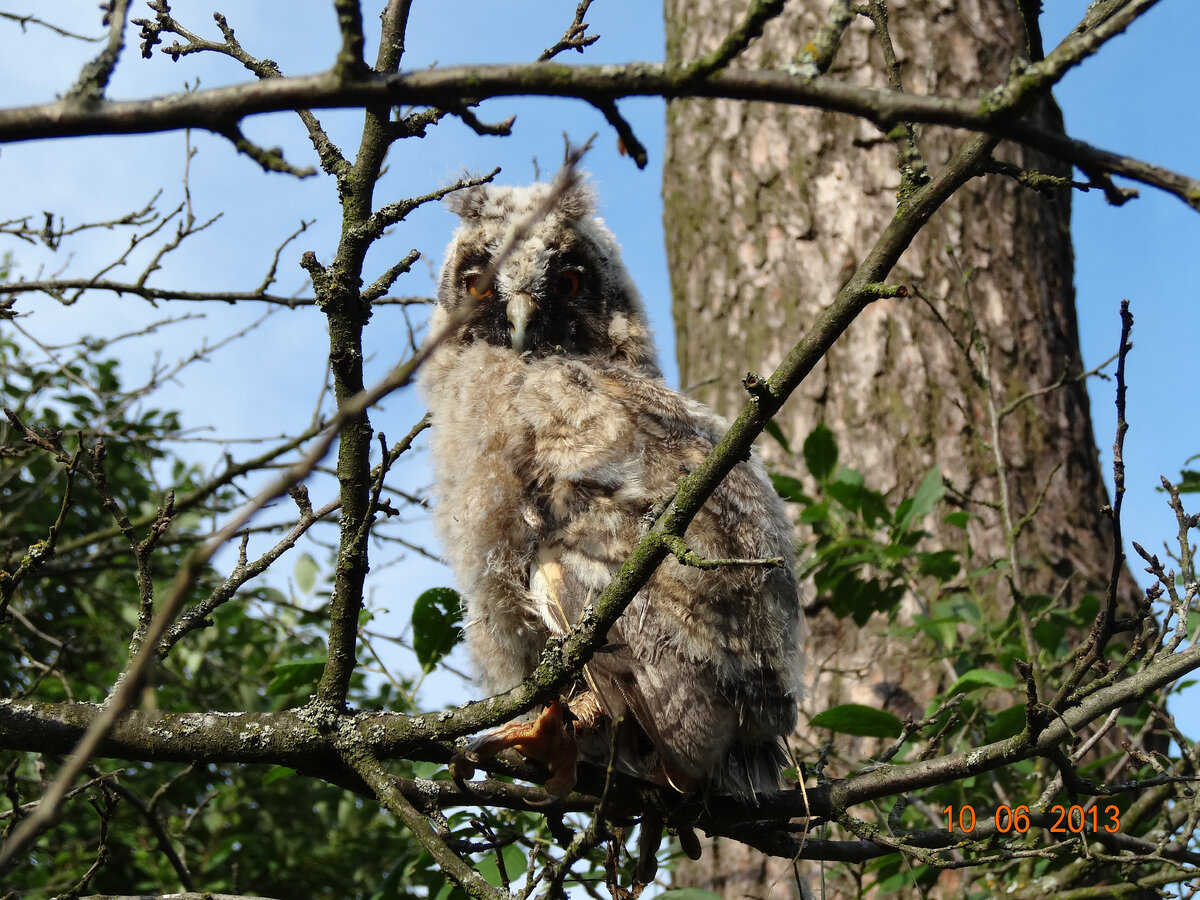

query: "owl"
left=419, top=173, right=805, bottom=800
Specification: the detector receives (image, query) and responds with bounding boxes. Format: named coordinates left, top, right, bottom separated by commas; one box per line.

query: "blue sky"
left=2, top=3, right=1197, bottom=715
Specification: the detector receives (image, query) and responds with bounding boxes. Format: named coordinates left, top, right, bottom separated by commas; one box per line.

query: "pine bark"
left=663, top=1, right=1128, bottom=895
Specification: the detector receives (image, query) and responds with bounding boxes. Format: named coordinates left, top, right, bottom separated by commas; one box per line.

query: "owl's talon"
left=635, top=814, right=664, bottom=886
left=449, top=753, right=477, bottom=783
left=468, top=699, right=579, bottom=797
left=522, top=792, right=565, bottom=809
left=676, top=823, right=703, bottom=860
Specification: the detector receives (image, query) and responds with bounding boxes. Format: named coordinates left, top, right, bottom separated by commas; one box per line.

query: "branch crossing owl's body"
left=421, top=175, right=805, bottom=799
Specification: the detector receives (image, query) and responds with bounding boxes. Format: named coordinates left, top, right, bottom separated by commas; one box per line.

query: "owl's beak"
left=507, top=293, right=535, bottom=352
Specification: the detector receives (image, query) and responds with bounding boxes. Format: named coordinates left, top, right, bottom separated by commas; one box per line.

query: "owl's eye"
left=464, top=273, right=493, bottom=298
left=555, top=269, right=582, bottom=298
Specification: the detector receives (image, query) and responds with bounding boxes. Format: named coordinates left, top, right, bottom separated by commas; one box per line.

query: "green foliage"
left=775, top=423, right=958, bottom=627
left=3, top=350, right=1190, bottom=898
left=411, top=586, right=464, bottom=672
left=811, top=703, right=904, bottom=738
left=0, top=333, right=204, bottom=700
left=0, top=333, right=429, bottom=899
left=772, top=423, right=1193, bottom=896
left=1174, top=452, right=1200, bottom=493
left=657, top=890, right=725, bottom=900
left=802, top=422, right=838, bottom=481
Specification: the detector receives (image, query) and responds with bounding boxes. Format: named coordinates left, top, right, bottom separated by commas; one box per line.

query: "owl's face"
left=435, top=179, right=660, bottom=374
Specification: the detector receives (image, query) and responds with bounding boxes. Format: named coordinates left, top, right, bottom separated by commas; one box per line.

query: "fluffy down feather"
left=420, top=177, right=805, bottom=798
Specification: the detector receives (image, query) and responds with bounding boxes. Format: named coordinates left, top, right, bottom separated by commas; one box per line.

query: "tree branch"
left=66, top=0, right=130, bottom=101
left=3, top=621, right=1199, bottom=863
left=2, top=3, right=1191, bottom=207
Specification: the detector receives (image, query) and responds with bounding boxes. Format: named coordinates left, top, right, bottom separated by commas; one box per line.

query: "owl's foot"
left=630, top=817, right=701, bottom=886
left=466, top=699, right=579, bottom=797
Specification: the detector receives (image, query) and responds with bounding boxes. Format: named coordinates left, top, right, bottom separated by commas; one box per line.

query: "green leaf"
left=873, top=862, right=926, bottom=892
left=268, top=656, right=327, bottom=695
left=825, top=478, right=863, bottom=514
left=947, top=668, right=1017, bottom=695
left=811, top=703, right=903, bottom=738
left=803, top=424, right=838, bottom=482
left=860, top=487, right=890, bottom=526
left=916, top=549, right=960, bottom=581
left=657, top=891, right=725, bottom=900
left=799, top=500, right=830, bottom=524
left=769, top=472, right=809, bottom=504
left=834, top=465, right=865, bottom=488
left=475, top=842, right=526, bottom=887
left=1033, top=618, right=1066, bottom=652
left=763, top=419, right=792, bottom=455
left=943, top=510, right=973, bottom=529
left=914, top=615, right=959, bottom=651
left=262, top=766, right=298, bottom=785
left=933, top=594, right=981, bottom=627
left=987, top=704, right=1027, bottom=741
left=294, top=552, right=320, bottom=595
left=1073, top=593, right=1101, bottom=626
left=258, top=586, right=288, bottom=607
left=896, top=466, right=944, bottom=531
left=1176, top=469, right=1200, bottom=493
left=412, top=760, right=444, bottom=780
left=412, top=587, right=464, bottom=671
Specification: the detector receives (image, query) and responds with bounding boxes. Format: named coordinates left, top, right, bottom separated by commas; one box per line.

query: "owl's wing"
left=518, top=359, right=802, bottom=795
left=529, top=545, right=738, bottom=791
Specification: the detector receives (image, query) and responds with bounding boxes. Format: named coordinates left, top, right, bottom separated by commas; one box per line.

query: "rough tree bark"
left=664, top=1, right=1130, bottom=895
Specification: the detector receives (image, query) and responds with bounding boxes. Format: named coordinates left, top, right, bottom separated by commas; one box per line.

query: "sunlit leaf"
left=948, top=668, right=1018, bottom=695
left=896, top=466, right=944, bottom=531
left=412, top=587, right=464, bottom=671
left=1175, top=469, right=1200, bottom=493
left=294, top=552, right=320, bottom=595
left=811, top=703, right=903, bottom=738
left=263, top=766, right=298, bottom=785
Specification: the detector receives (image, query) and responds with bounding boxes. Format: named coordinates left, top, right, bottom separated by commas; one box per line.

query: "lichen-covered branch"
left=66, top=0, right=130, bottom=101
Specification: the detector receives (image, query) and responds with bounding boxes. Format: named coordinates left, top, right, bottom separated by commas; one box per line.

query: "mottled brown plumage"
left=420, top=175, right=805, bottom=799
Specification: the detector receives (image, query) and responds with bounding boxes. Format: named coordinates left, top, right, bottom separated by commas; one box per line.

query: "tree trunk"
left=663, top=1, right=1130, bottom=896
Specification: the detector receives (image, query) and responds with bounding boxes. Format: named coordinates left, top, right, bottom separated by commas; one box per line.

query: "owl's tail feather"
left=710, top=738, right=791, bottom=803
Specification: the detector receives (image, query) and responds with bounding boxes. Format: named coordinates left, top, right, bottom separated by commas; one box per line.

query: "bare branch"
left=537, top=0, right=600, bottom=62
left=0, top=277, right=426, bottom=308
left=0, top=11, right=103, bottom=41
left=2, top=3, right=1190, bottom=207
left=3, top=620, right=1200, bottom=863
left=1053, top=300, right=1134, bottom=709
left=365, top=169, right=500, bottom=241
left=591, top=99, right=647, bottom=169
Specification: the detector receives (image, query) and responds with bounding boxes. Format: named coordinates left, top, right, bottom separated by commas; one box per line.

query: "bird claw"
left=467, top=699, right=580, bottom=797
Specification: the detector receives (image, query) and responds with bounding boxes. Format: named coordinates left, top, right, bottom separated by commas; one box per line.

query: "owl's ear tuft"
left=445, top=183, right=490, bottom=219
left=556, top=178, right=595, bottom=221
